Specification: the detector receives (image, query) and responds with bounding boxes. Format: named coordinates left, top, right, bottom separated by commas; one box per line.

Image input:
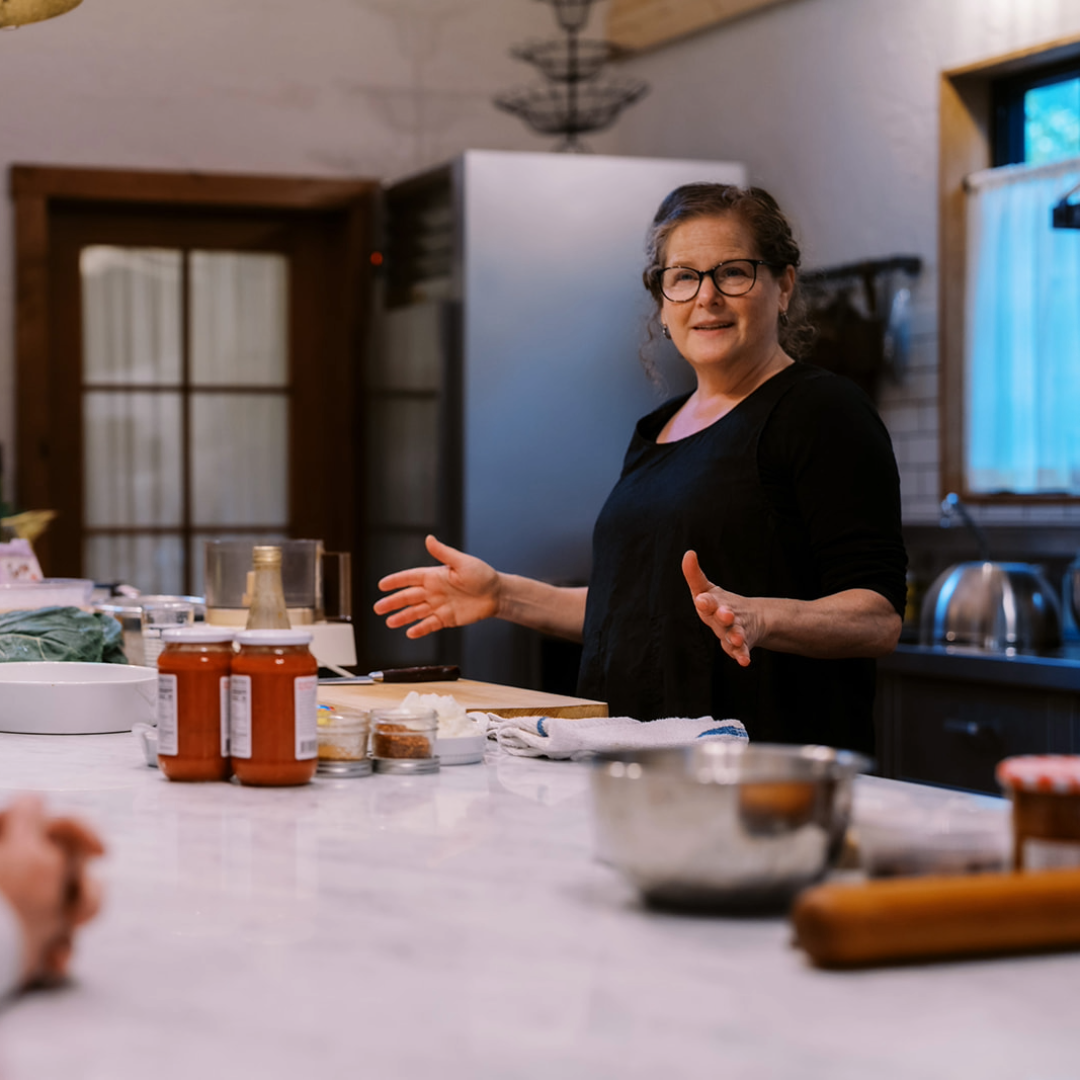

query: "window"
left=940, top=38, right=1080, bottom=502
left=994, top=61, right=1080, bottom=167
left=963, top=157, right=1080, bottom=495
left=79, top=246, right=291, bottom=594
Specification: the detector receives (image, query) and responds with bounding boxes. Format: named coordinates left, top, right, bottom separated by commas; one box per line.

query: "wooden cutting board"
left=318, top=678, right=607, bottom=719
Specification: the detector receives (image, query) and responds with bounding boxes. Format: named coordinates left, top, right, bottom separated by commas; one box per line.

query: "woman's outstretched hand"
left=374, top=535, right=501, bottom=639
left=681, top=550, right=762, bottom=668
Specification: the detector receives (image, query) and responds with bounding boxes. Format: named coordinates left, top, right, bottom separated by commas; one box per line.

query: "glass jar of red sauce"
left=230, top=629, right=319, bottom=787
left=156, top=626, right=236, bottom=782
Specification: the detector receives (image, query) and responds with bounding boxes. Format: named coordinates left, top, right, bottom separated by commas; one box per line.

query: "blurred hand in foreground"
left=374, top=535, right=501, bottom=640
left=0, top=796, right=105, bottom=988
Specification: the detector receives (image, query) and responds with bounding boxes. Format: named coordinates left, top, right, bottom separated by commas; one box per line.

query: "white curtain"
left=965, top=155, right=1080, bottom=494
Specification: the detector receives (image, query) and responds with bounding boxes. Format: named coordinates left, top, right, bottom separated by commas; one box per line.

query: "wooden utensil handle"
left=792, top=868, right=1080, bottom=968
left=379, top=665, right=461, bottom=683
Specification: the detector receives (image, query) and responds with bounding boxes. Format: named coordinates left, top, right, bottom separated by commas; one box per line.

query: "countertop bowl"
left=919, top=561, right=1062, bottom=652
left=0, top=661, right=158, bottom=734
left=591, top=742, right=868, bottom=912
left=435, top=732, right=486, bottom=766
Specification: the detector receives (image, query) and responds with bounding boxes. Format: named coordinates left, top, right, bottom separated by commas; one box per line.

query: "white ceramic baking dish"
left=0, top=661, right=158, bottom=734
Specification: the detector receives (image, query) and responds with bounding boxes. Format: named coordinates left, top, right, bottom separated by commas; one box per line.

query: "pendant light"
left=0, top=0, right=83, bottom=29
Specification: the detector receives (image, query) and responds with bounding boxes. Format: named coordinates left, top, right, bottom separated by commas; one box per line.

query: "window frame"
left=939, top=34, right=1080, bottom=505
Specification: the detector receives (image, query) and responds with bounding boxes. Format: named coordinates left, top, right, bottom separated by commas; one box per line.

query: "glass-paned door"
left=81, top=246, right=290, bottom=594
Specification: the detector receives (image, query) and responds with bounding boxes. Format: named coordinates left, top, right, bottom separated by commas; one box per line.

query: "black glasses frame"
left=657, top=259, right=778, bottom=302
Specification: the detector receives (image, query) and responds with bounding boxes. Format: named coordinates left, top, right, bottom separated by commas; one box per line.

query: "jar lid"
left=161, top=626, right=236, bottom=644
left=236, top=629, right=314, bottom=646
left=372, top=757, right=440, bottom=775
left=371, top=706, right=437, bottom=723
left=317, top=703, right=369, bottom=727
left=318, top=702, right=369, bottom=718
left=997, top=755, right=1080, bottom=793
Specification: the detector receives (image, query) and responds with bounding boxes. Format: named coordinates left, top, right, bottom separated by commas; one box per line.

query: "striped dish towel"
left=485, top=714, right=748, bottom=760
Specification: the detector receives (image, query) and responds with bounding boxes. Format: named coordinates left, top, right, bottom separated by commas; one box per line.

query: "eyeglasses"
left=658, top=259, right=777, bottom=302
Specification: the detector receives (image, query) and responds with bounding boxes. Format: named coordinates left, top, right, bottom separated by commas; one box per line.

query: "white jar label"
left=142, top=627, right=166, bottom=669
left=157, top=673, right=178, bottom=756
left=1023, top=838, right=1080, bottom=871
left=230, top=674, right=252, bottom=759
left=294, top=675, right=318, bottom=760
left=220, top=676, right=231, bottom=757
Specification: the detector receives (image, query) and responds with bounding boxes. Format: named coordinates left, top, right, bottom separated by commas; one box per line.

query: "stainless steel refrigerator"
left=363, top=150, right=747, bottom=689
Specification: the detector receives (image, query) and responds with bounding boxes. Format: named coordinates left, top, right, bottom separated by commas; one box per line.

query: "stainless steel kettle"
left=919, top=561, right=1062, bottom=652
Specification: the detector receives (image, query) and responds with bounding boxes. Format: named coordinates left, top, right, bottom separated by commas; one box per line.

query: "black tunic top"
left=577, top=362, right=907, bottom=755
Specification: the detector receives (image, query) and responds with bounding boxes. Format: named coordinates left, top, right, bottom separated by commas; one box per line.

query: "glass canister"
left=371, top=706, right=439, bottom=775
left=231, top=629, right=319, bottom=787
left=204, top=539, right=323, bottom=626
left=997, top=755, right=1080, bottom=870
left=141, top=599, right=196, bottom=668
left=316, top=703, right=372, bottom=778
left=156, top=626, right=236, bottom=782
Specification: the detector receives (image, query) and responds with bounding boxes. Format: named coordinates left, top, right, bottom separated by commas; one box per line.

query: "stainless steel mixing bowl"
left=919, top=561, right=1062, bottom=652
left=590, top=742, right=869, bottom=911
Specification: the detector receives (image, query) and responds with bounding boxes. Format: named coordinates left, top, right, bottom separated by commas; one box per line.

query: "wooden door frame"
left=11, top=165, right=378, bottom=613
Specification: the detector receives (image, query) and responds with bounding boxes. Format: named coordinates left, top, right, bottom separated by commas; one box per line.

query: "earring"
left=661, top=324, right=671, bottom=340
left=778, top=310, right=789, bottom=326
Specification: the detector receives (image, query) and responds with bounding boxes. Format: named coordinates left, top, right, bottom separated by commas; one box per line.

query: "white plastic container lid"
left=161, top=626, right=237, bottom=644
left=236, top=628, right=314, bottom=646
left=0, top=578, right=94, bottom=612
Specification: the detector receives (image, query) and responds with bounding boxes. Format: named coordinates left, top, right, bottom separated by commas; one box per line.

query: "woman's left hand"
left=682, top=551, right=904, bottom=664
left=681, top=550, right=762, bottom=667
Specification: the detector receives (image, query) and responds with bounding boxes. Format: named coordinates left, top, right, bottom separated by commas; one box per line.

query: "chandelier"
left=0, top=0, right=83, bottom=28
left=494, top=0, right=647, bottom=152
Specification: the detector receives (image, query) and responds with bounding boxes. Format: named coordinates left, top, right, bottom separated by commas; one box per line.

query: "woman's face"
left=660, top=213, right=795, bottom=374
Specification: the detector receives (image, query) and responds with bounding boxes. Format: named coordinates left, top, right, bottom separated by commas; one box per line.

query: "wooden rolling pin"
left=791, top=868, right=1080, bottom=968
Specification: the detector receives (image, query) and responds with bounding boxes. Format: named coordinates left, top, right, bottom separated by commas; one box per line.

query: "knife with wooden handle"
left=318, top=665, right=460, bottom=685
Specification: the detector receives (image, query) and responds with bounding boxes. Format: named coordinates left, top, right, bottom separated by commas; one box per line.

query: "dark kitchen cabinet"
left=874, top=645, right=1080, bottom=794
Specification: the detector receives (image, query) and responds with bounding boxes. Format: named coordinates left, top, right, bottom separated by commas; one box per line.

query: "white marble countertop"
left=0, top=734, right=1077, bottom=1080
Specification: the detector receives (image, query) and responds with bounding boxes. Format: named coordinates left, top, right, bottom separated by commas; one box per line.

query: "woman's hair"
left=640, top=183, right=814, bottom=376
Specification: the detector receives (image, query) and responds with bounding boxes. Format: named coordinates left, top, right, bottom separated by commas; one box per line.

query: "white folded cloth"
left=485, top=714, right=748, bottom=760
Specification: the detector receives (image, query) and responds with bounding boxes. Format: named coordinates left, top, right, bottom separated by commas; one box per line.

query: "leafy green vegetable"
left=0, top=606, right=128, bottom=664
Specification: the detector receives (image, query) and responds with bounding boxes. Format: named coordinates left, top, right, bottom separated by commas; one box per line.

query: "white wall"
left=0, top=0, right=556, bottom=500
left=603, top=0, right=1080, bottom=524
left=7, top=0, right=1080, bottom=528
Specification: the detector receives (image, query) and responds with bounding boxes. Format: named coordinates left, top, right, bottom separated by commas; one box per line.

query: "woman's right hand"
left=374, top=535, right=501, bottom=639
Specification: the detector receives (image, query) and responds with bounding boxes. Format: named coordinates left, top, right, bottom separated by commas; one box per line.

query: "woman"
left=375, top=184, right=906, bottom=754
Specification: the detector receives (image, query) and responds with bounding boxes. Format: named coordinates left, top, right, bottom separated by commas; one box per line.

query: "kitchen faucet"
left=939, top=492, right=992, bottom=561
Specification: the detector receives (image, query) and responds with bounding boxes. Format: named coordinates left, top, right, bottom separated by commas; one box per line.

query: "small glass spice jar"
left=156, top=626, right=236, bottom=782
left=231, top=629, right=319, bottom=787
left=316, top=703, right=372, bottom=778
left=371, top=706, right=439, bottom=775
left=996, top=755, right=1080, bottom=870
